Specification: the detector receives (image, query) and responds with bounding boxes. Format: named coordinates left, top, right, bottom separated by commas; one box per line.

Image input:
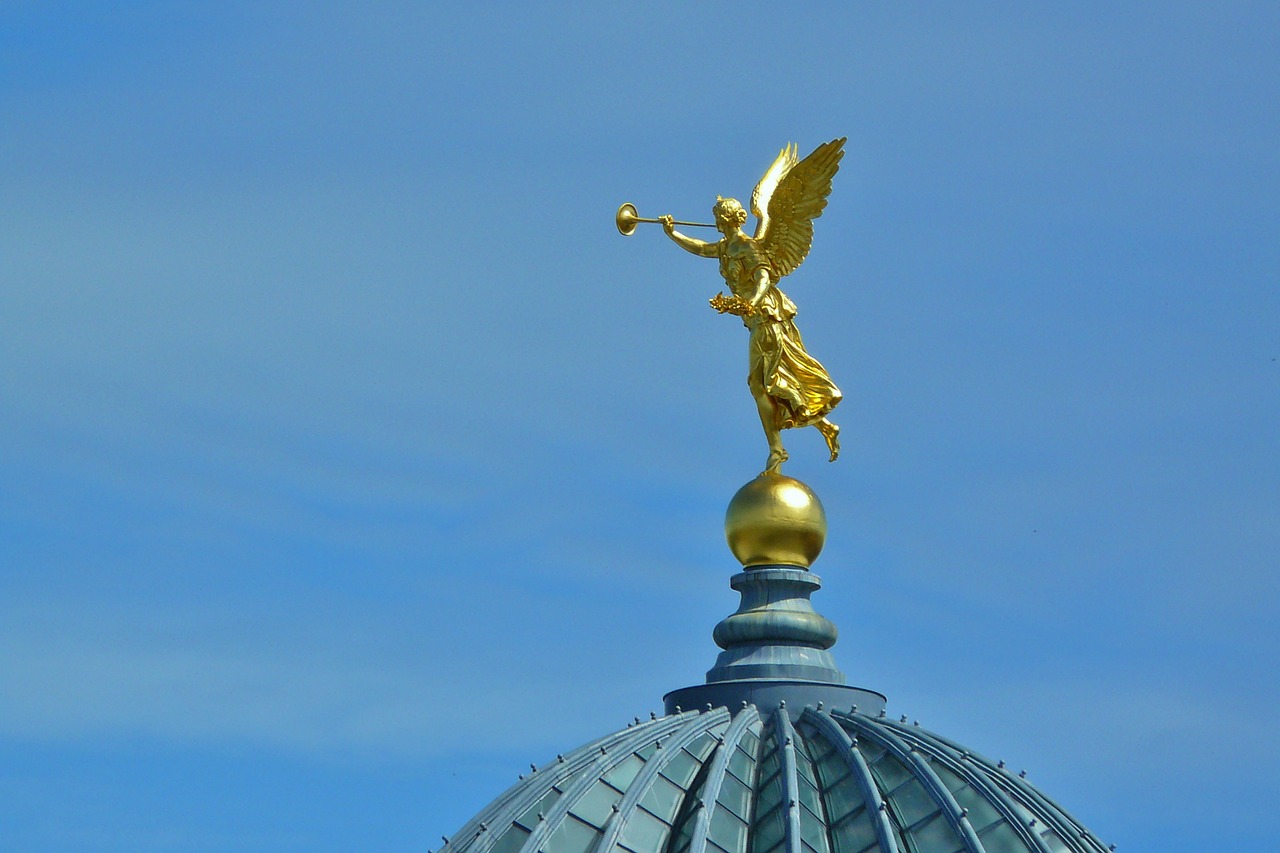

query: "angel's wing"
left=751, top=143, right=797, bottom=238
left=754, top=137, right=845, bottom=280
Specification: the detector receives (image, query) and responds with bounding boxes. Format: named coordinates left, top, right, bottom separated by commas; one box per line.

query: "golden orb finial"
left=724, top=474, right=827, bottom=568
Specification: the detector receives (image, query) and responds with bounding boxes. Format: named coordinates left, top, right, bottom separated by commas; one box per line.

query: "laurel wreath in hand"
left=709, top=292, right=756, bottom=317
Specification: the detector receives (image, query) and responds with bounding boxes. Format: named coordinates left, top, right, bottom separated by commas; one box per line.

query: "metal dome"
left=440, top=705, right=1111, bottom=853
left=438, top=475, right=1112, bottom=853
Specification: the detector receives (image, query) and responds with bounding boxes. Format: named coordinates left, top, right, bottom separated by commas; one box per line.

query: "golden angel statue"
left=659, top=138, right=845, bottom=475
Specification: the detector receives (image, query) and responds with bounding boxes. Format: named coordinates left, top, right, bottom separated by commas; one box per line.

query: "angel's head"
left=713, top=196, right=748, bottom=232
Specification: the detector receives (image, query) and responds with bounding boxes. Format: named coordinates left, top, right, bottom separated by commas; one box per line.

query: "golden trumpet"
left=615, top=203, right=716, bottom=236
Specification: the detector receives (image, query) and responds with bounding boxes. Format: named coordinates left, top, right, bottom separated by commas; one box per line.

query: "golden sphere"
left=725, top=474, right=827, bottom=568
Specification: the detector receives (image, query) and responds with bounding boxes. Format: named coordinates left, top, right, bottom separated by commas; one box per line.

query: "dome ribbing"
left=440, top=705, right=1110, bottom=853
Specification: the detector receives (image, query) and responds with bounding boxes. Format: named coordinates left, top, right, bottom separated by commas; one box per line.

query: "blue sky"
left=2, top=3, right=1277, bottom=851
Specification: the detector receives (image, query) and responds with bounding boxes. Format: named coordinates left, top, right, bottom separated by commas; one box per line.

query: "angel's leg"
left=747, top=334, right=787, bottom=474
left=754, top=390, right=788, bottom=474
left=816, top=418, right=840, bottom=462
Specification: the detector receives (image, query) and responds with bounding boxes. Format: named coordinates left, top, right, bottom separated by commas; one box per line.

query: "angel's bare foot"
left=764, top=447, right=789, bottom=475
left=818, top=420, right=840, bottom=462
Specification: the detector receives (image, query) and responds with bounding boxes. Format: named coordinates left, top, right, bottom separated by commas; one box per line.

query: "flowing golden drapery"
left=748, top=290, right=842, bottom=430
left=720, top=238, right=842, bottom=431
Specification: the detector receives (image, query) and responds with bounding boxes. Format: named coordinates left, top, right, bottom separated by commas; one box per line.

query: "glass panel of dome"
left=866, top=752, right=911, bottom=793
left=516, top=788, right=562, bottom=830
left=821, top=774, right=864, bottom=824
left=619, top=807, right=670, bottom=853
left=799, top=726, right=832, bottom=761
left=814, top=751, right=848, bottom=785
left=798, top=777, right=823, bottom=820
left=688, top=727, right=727, bottom=761
left=571, top=780, right=624, bottom=829
left=757, top=751, right=780, bottom=785
left=904, top=812, right=963, bottom=853
left=728, top=747, right=755, bottom=785
left=717, top=772, right=752, bottom=821
left=829, top=807, right=877, bottom=853
left=977, top=820, right=1035, bottom=853
left=603, top=755, right=646, bottom=791
left=639, top=775, right=685, bottom=823
left=638, top=741, right=662, bottom=761
left=669, top=765, right=711, bottom=853
left=945, top=782, right=1001, bottom=833
left=813, top=752, right=852, bottom=791
left=797, top=730, right=836, bottom=777
left=739, top=730, right=760, bottom=758
left=884, top=778, right=937, bottom=828
left=753, top=774, right=783, bottom=822
left=794, top=752, right=819, bottom=788
left=925, top=762, right=966, bottom=796
left=799, top=806, right=830, bottom=853
left=488, top=825, right=530, bottom=853
left=708, top=806, right=748, bottom=852
left=544, top=815, right=601, bottom=853
left=751, top=805, right=785, bottom=853
left=660, top=749, right=700, bottom=788
left=856, top=740, right=885, bottom=765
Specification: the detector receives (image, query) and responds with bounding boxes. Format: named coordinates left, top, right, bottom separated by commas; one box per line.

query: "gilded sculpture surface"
left=618, top=138, right=846, bottom=475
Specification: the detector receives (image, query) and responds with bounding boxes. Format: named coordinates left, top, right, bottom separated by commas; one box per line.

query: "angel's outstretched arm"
left=661, top=215, right=719, bottom=258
